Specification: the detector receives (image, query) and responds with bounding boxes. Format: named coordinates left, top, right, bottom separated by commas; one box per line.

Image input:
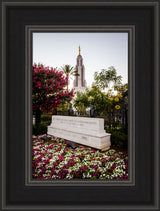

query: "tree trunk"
left=35, top=108, right=41, bottom=126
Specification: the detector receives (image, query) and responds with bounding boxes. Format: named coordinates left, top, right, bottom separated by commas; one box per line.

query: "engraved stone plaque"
left=47, top=115, right=111, bottom=150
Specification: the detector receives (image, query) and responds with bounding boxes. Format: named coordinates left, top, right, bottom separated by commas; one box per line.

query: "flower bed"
left=32, top=135, right=128, bottom=179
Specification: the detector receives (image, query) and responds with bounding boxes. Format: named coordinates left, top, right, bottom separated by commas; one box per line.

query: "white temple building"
left=73, top=46, right=87, bottom=93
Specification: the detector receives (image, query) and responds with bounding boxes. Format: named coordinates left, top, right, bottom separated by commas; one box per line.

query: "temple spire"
left=79, top=46, right=81, bottom=55
left=73, top=46, right=87, bottom=92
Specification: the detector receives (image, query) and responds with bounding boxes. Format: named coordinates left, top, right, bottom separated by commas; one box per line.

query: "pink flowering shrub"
left=32, top=64, right=75, bottom=124
left=32, top=135, right=128, bottom=180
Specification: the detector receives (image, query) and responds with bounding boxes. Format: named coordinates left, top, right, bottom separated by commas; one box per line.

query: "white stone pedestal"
left=47, top=115, right=111, bottom=150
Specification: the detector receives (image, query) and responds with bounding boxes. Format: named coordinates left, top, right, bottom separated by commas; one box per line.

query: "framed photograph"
left=1, top=1, right=159, bottom=210
left=30, top=28, right=131, bottom=183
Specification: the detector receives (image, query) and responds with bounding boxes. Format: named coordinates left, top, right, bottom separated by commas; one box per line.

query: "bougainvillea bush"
left=32, top=63, right=75, bottom=125
left=32, top=135, right=128, bottom=180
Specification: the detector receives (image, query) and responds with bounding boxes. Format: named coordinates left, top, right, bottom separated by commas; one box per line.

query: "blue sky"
left=33, top=33, right=128, bottom=89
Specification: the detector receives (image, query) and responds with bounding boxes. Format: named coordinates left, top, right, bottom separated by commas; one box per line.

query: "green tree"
left=118, top=83, right=128, bottom=99
left=107, top=83, right=128, bottom=130
left=73, top=86, right=111, bottom=114
left=57, top=102, right=69, bottom=112
left=73, top=91, right=90, bottom=112
left=61, top=64, right=79, bottom=90
left=94, top=66, right=122, bottom=91
left=86, top=86, right=109, bottom=113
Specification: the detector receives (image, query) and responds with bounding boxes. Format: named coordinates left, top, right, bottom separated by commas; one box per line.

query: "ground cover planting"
left=32, top=135, right=128, bottom=180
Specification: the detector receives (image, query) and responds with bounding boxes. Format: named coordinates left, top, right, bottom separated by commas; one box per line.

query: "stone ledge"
left=48, top=127, right=111, bottom=150
left=47, top=116, right=111, bottom=150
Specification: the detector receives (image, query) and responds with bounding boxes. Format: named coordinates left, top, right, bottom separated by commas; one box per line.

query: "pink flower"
left=58, top=155, right=63, bottom=161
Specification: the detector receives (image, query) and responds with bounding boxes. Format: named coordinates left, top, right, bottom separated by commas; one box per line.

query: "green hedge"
left=42, top=120, right=51, bottom=126
left=105, top=127, right=128, bottom=149
left=110, top=131, right=128, bottom=149
left=33, top=123, right=48, bottom=136
left=33, top=114, right=52, bottom=135
left=41, top=114, right=52, bottom=123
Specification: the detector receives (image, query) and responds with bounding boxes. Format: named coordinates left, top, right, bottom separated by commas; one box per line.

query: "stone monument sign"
left=47, top=115, right=111, bottom=151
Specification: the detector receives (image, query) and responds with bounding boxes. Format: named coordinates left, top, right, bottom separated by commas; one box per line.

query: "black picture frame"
left=1, top=1, right=159, bottom=211
left=26, top=25, right=134, bottom=186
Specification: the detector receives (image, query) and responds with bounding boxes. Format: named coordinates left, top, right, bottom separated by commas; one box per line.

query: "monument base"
left=47, top=116, right=111, bottom=150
